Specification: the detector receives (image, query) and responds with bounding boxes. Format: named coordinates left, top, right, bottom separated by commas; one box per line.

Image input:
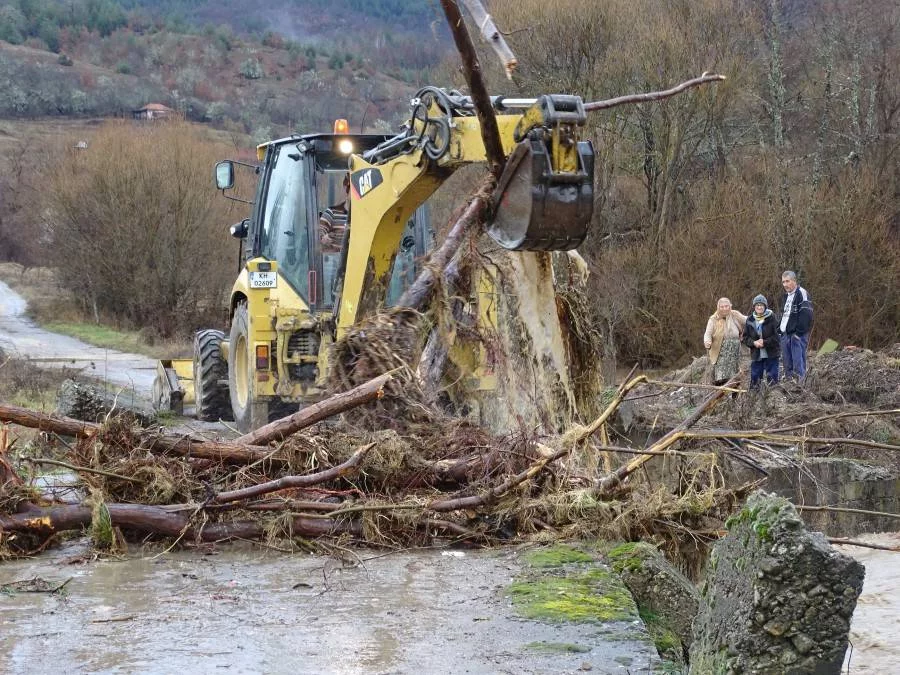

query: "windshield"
left=258, top=145, right=312, bottom=300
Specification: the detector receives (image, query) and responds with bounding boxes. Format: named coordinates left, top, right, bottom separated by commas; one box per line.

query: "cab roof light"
left=333, top=118, right=350, bottom=134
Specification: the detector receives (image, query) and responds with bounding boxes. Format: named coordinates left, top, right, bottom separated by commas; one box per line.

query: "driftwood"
left=212, top=443, right=374, bottom=504
left=0, top=502, right=357, bottom=540
left=593, top=373, right=741, bottom=496
left=234, top=371, right=395, bottom=446
left=0, top=370, right=396, bottom=466
left=459, top=0, right=518, bottom=80
left=440, top=0, right=506, bottom=177
left=0, top=403, right=101, bottom=439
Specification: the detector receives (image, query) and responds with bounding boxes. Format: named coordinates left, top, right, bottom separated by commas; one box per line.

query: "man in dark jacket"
left=744, top=294, right=781, bottom=388
left=779, top=270, right=813, bottom=380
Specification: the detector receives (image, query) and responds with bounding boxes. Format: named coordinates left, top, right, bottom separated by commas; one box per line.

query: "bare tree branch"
left=459, top=0, right=518, bottom=79
left=584, top=73, right=726, bottom=112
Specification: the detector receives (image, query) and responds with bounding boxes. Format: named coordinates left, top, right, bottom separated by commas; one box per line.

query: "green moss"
left=638, top=608, right=683, bottom=661
left=524, top=544, right=594, bottom=568
left=524, top=641, right=591, bottom=654
left=726, top=495, right=793, bottom=543
left=607, top=541, right=654, bottom=574
left=507, top=567, right=638, bottom=623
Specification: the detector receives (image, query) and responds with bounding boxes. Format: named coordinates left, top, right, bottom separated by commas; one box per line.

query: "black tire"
left=193, top=329, right=231, bottom=421
left=228, top=301, right=268, bottom=432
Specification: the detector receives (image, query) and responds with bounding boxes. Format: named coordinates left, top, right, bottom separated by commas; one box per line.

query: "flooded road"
left=0, top=543, right=660, bottom=675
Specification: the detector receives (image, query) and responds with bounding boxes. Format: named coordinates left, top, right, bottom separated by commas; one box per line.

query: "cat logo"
left=351, top=168, right=383, bottom=199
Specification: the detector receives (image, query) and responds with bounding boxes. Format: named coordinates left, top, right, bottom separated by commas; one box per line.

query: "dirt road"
left=0, top=279, right=157, bottom=401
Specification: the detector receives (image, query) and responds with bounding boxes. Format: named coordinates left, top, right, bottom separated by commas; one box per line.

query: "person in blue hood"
left=743, top=294, right=781, bottom=389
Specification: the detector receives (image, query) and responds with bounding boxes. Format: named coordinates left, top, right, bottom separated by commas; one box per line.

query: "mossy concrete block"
left=607, top=542, right=699, bottom=652
left=690, top=491, right=865, bottom=674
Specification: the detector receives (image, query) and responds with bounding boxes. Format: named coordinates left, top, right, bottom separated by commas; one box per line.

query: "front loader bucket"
left=488, top=137, right=595, bottom=251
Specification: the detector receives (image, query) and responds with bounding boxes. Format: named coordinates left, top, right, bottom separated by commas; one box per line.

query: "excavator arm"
left=337, top=87, right=595, bottom=336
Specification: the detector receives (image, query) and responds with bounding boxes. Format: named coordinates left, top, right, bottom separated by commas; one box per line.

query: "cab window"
left=259, top=145, right=312, bottom=299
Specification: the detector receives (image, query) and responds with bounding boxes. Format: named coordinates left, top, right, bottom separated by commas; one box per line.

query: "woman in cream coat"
left=703, top=298, right=746, bottom=385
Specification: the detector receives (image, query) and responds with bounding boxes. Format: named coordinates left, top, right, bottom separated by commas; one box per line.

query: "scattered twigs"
left=0, top=577, right=73, bottom=594
left=719, top=439, right=770, bottom=476
left=235, top=372, right=395, bottom=446
left=459, top=0, right=518, bottom=79
left=644, top=379, right=744, bottom=394
left=682, top=430, right=899, bottom=453
left=769, top=409, right=900, bottom=433
left=211, top=443, right=376, bottom=504
left=429, top=444, right=567, bottom=512
left=23, top=457, right=144, bottom=484
left=796, top=505, right=900, bottom=521
left=583, top=73, right=726, bottom=112
left=593, top=373, right=740, bottom=496
left=577, top=374, right=648, bottom=440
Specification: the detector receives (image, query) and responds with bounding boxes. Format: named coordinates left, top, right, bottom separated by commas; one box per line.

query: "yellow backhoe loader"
left=152, top=87, right=595, bottom=432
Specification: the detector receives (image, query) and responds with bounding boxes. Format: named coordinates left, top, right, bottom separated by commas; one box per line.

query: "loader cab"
left=228, top=133, right=432, bottom=315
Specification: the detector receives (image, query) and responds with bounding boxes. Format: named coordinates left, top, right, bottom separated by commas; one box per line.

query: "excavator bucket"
left=488, top=134, right=595, bottom=252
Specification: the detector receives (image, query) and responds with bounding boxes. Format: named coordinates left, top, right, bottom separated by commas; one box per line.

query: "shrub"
left=44, top=120, right=243, bottom=338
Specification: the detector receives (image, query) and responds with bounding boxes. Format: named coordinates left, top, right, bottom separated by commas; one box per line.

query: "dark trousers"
left=780, top=333, right=809, bottom=379
left=750, top=357, right=780, bottom=388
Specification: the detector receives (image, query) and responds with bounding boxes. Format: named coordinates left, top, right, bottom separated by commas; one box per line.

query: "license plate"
left=249, top=271, right=277, bottom=289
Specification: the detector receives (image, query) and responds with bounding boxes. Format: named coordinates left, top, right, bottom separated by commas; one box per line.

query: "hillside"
left=0, top=0, right=451, bottom=136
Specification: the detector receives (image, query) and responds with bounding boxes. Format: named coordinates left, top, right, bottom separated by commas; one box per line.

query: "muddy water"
left=0, top=543, right=660, bottom=675
left=838, top=532, right=900, bottom=673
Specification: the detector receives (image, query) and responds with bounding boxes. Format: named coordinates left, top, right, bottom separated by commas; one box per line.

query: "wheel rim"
left=193, top=358, right=203, bottom=410
left=234, top=332, right=249, bottom=409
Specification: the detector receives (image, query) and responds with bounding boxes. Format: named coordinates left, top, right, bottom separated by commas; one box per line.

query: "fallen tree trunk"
left=1, top=371, right=396, bottom=464
left=0, top=403, right=100, bottom=439
left=0, top=403, right=289, bottom=465
left=234, top=371, right=395, bottom=446
left=0, top=502, right=357, bottom=540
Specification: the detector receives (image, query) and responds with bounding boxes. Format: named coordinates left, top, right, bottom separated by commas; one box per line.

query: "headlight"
left=338, top=139, right=354, bottom=154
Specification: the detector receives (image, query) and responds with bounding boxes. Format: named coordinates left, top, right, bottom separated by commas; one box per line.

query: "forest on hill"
left=0, top=0, right=447, bottom=134
left=0, top=0, right=897, bottom=368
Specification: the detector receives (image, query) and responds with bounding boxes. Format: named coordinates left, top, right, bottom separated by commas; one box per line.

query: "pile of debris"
left=3, top=345, right=895, bottom=567
left=623, top=346, right=900, bottom=462
left=0, top=365, right=755, bottom=563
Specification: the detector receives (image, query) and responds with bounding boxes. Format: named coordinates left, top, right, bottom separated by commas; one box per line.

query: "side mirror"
left=215, top=161, right=235, bottom=190
left=230, top=219, right=249, bottom=239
